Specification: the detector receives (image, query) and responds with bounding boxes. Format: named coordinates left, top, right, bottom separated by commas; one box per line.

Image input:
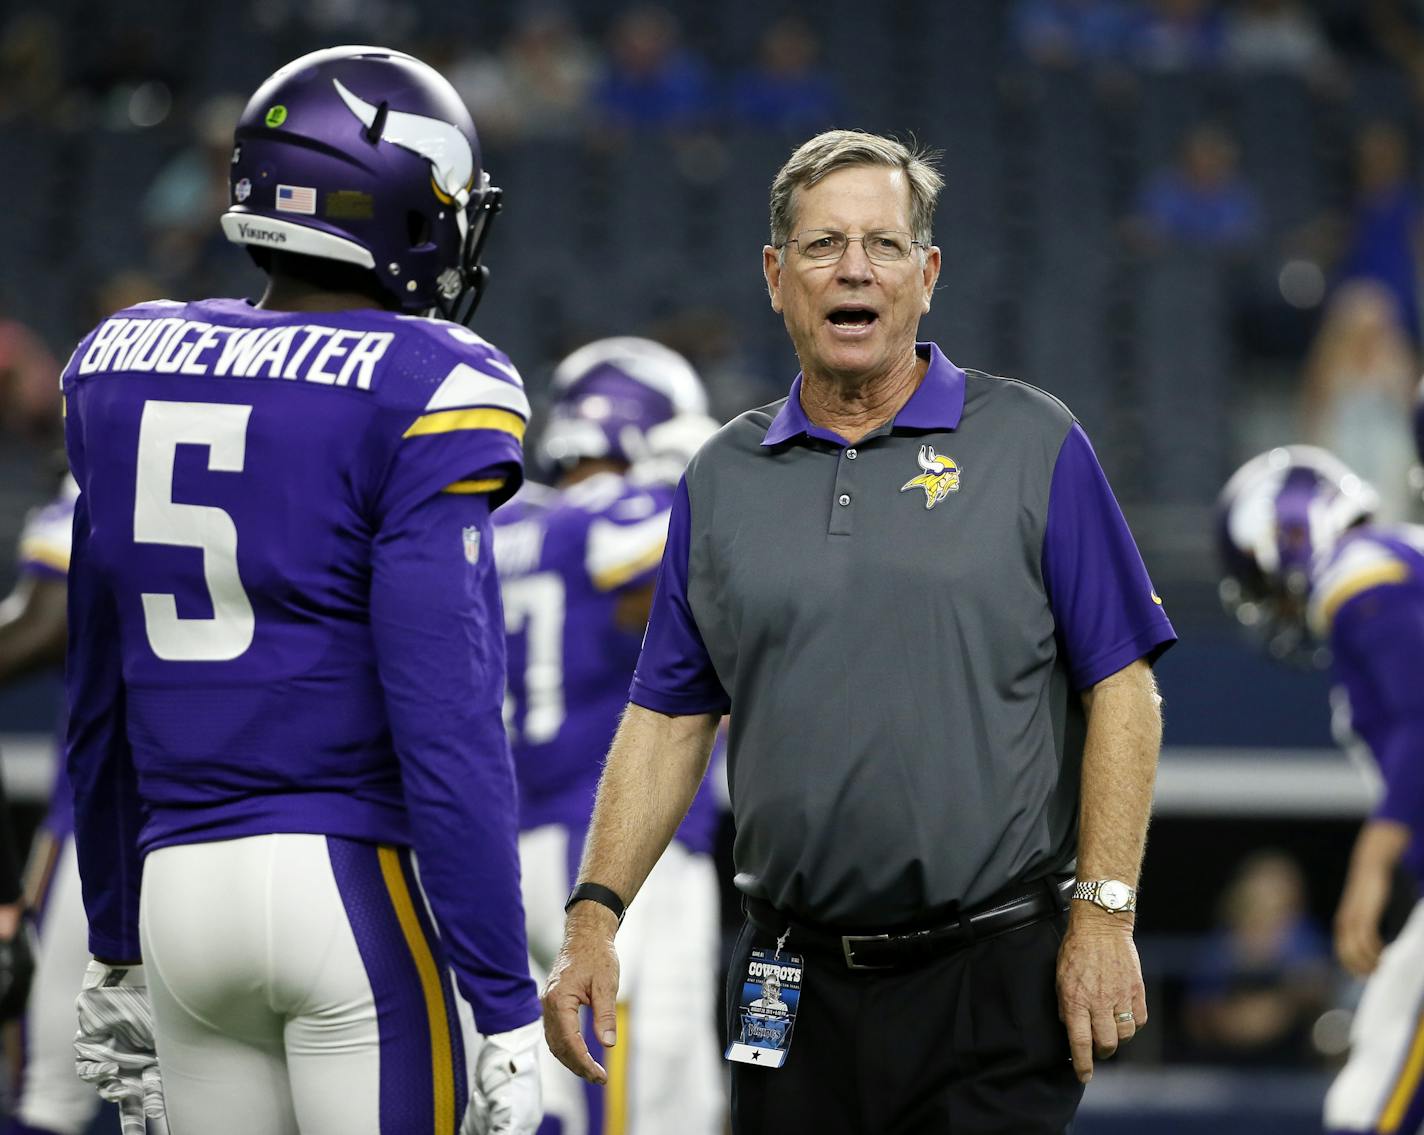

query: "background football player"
left=1218, top=445, right=1424, bottom=1135
left=62, top=46, right=541, bottom=1134
left=0, top=468, right=112, bottom=1135
left=493, top=337, right=724, bottom=1135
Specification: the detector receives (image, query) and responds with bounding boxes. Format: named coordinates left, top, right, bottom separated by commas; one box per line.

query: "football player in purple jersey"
left=1218, top=446, right=1424, bottom=1135
left=62, top=46, right=541, bottom=1135
left=493, top=338, right=724, bottom=1135
left=0, top=472, right=113, bottom=1135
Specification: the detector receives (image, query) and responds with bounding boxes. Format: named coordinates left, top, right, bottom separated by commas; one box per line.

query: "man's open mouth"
left=827, top=307, right=878, bottom=328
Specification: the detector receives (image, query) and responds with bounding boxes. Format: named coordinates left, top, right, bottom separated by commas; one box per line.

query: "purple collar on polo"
left=760, top=342, right=967, bottom=447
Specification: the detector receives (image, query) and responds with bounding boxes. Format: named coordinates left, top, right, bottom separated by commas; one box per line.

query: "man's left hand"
left=1056, top=907, right=1146, bottom=1084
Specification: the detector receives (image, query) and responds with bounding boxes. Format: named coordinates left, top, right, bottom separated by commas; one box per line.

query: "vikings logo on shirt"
left=900, top=445, right=961, bottom=510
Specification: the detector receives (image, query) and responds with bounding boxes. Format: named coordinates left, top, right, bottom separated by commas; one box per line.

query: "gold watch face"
left=1099, top=880, right=1130, bottom=910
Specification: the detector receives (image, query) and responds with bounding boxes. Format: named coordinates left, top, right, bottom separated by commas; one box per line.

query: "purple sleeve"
left=1042, top=424, right=1177, bottom=690
left=64, top=482, right=144, bottom=961
left=629, top=477, right=730, bottom=716
left=1329, top=585, right=1424, bottom=840
left=370, top=484, right=539, bottom=1034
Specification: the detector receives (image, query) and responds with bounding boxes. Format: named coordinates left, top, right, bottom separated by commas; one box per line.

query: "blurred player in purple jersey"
left=493, top=338, right=723, bottom=1135
left=1218, top=446, right=1424, bottom=1135
left=1, top=471, right=112, bottom=1135
left=62, top=46, right=542, bottom=1135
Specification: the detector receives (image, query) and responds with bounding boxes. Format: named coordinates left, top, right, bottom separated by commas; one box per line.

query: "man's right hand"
left=541, top=903, right=621, bottom=1083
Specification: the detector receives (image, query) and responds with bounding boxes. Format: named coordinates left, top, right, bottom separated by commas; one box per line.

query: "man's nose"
left=836, top=238, right=875, bottom=282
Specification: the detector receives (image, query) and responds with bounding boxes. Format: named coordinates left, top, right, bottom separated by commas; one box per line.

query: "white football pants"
left=1325, top=899, right=1424, bottom=1133
left=140, top=834, right=468, bottom=1135
left=520, top=827, right=724, bottom=1135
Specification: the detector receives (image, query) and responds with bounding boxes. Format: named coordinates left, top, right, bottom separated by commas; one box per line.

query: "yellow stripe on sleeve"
left=604, top=1001, right=630, bottom=1135
left=1380, top=1009, right=1424, bottom=1132
left=443, top=478, right=506, bottom=495
left=591, top=539, right=667, bottom=593
left=18, top=540, right=70, bottom=574
left=1316, top=562, right=1411, bottom=632
left=403, top=408, right=526, bottom=443
left=378, top=847, right=456, bottom=1135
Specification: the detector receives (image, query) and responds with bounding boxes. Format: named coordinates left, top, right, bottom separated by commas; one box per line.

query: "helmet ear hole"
left=406, top=210, right=431, bottom=247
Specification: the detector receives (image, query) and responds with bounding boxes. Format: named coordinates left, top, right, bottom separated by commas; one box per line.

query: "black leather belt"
left=745, top=878, right=1073, bottom=971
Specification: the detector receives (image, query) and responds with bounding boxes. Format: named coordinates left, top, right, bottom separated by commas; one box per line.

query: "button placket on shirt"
left=829, top=445, right=857, bottom=536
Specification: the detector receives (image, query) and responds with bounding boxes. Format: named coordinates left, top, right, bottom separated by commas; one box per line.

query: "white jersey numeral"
left=133, top=400, right=255, bottom=661
left=502, top=572, right=566, bottom=744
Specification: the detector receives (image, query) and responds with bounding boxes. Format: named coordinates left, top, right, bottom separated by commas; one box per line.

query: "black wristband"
left=565, top=882, right=626, bottom=924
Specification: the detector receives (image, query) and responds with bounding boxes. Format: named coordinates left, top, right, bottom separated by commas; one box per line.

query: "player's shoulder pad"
left=1308, top=533, right=1413, bottom=637
left=378, top=315, right=530, bottom=423
left=575, top=472, right=672, bottom=592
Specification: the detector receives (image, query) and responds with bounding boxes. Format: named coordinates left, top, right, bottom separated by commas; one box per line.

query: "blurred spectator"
left=1183, top=851, right=1332, bottom=1066
left=0, top=12, right=64, bottom=125
left=1126, top=123, right=1262, bottom=251
left=729, top=16, right=840, bottom=132
left=1223, top=0, right=1342, bottom=86
left=0, top=312, right=60, bottom=443
left=1128, top=0, right=1228, bottom=72
left=1300, top=281, right=1419, bottom=522
left=1010, top=0, right=1135, bottom=69
left=593, top=5, right=712, bottom=132
left=1332, top=120, right=1422, bottom=345
left=449, top=7, right=598, bottom=142
left=142, top=94, right=246, bottom=289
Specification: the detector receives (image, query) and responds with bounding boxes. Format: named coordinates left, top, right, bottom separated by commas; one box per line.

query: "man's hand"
left=1056, top=906, right=1147, bottom=1084
left=0, top=903, right=35, bottom=1022
left=541, top=903, right=621, bottom=1084
left=74, top=960, right=166, bottom=1135
left=465, top=1020, right=542, bottom=1135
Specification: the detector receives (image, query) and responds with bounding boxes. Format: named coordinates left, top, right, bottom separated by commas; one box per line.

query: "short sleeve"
left=1042, top=424, right=1177, bottom=690
left=629, top=476, right=730, bottom=715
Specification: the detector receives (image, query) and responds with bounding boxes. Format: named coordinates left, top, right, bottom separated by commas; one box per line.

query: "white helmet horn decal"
left=333, top=79, right=474, bottom=207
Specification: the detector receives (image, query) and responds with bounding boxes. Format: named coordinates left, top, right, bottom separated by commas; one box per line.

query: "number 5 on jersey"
left=134, top=400, right=255, bottom=662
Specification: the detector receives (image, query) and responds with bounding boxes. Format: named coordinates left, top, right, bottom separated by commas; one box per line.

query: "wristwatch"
left=1072, top=878, right=1137, bottom=914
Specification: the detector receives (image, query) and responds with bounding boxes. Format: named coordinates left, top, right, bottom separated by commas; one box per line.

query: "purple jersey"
left=62, top=298, right=538, bottom=1032
left=15, top=476, right=78, bottom=838
left=493, top=472, right=718, bottom=854
left=1310, top=524, right=1424, bottom=884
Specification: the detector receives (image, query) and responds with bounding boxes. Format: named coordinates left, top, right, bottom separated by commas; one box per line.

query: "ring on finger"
left=1114, top=1011, right=1136, bottom=1024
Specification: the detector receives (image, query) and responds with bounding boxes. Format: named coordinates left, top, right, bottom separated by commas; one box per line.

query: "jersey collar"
left=760, top=342, right=966, bottom=447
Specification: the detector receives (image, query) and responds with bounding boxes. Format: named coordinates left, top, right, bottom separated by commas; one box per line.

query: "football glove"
left=465, top=1019, right=542, bottom=1135
left=74, top=960, right=166, bottom=1135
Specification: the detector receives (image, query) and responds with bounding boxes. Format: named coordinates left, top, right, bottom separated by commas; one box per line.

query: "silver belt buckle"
left=841, top=933, right=895, bottom=970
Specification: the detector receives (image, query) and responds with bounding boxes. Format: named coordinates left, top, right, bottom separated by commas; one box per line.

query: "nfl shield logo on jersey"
left=463, top=526, right=481, bottom=565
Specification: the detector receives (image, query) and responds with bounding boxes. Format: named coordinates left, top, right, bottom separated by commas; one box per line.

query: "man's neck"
left=798, top=349, right=927, bottom=443
left=257, top=276, right=387, bottom=314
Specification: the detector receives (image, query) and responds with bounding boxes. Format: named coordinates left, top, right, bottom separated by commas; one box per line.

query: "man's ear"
left=763, top=245, right=784, bottom=314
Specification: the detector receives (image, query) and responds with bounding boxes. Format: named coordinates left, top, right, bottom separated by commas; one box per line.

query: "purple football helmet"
left=538, top=337, right=710, bottom=471
left=1217, top=445, right=1378, bottom=661
left=221, top=45, right=501, bottom=323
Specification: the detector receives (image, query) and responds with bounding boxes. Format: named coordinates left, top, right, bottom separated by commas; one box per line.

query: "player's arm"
left=1323, top=578, right=1424, bottom=975
left=0, top=572, right=67, bottom=683
left=64, top=487, right=143, bottom=964
left=544, top=474, right=727, bottom=1083
left=370, top=452, right=539, bottom=1035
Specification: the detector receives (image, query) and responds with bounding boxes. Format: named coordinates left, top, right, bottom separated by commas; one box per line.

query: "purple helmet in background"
left=539, top=337, right=710, bottom=471
left=1412, top=375, right=1424, bottom=499
left=1216, top=445, right=1378, bottom=662
left=221, top=45, right=501, bottom=323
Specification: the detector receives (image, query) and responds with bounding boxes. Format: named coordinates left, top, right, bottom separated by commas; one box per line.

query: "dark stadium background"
left=3, top=1, right=1423, bottom=1131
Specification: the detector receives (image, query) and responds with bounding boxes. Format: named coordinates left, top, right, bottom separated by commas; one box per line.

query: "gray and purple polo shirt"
left=630, top=342, right=1176, bottom=927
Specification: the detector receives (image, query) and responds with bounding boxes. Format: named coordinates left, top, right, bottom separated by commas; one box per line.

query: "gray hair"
left=769, top=130, right=944, bottom=253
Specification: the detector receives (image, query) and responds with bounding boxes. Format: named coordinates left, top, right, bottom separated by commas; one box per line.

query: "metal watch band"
left=565, top=882, right=627, bottom=924
left=1071, top=879, right=1137, bottom=913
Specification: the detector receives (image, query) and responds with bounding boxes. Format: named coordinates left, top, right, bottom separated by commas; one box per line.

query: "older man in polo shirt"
left=543, top=129, right=1174, bottom=1134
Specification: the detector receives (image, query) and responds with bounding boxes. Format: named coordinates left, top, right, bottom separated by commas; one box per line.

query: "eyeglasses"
left=779, top=229, right=924, bottom=263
